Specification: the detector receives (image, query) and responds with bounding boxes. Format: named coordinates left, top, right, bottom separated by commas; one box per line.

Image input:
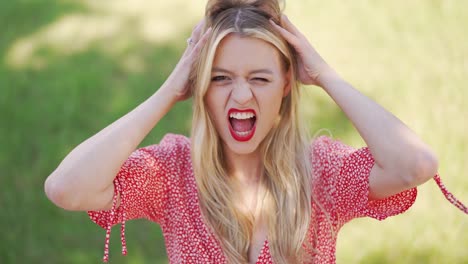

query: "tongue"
left=231, top=118, right=254, bottom=132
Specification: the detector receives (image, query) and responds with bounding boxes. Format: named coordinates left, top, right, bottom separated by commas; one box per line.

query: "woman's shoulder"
left=131, top=133, right=191, bottom=164
left=310, top=135, right=332, bottom=150
left=159, top=133, right=191, bottom=147
left=147, top=133, right=191, bottom=152
left=310, top=135, right=356, bottom=161
left=309, top=134, right=374, bottom=188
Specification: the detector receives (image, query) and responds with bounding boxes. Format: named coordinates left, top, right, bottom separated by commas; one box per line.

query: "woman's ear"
left=282, top=68, right=292, bottom=97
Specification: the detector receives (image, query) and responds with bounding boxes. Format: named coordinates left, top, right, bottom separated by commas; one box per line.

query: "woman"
left=44, top=0, right=466, bottom=263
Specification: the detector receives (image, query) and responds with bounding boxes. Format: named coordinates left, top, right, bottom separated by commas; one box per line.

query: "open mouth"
left=228, top=108, right=257, bottom=142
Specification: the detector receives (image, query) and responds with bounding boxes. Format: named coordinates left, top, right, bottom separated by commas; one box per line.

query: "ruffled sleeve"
left=87, top=133, right=190, bottom=262
left=310, top=136, right=417, bottom=224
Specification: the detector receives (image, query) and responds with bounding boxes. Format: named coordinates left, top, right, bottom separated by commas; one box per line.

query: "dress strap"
left=433, top=174, right=467, bottom=214
left=102, top=177, right=128, bottom=263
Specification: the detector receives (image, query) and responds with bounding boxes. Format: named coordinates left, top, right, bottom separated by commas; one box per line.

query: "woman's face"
left=205, top=33, right=290, bottom=156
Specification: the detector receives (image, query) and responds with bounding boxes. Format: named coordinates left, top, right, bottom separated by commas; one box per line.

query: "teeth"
left=229, top=112, right=255, bottom=119
left=235, top=130, right=251, bottom=136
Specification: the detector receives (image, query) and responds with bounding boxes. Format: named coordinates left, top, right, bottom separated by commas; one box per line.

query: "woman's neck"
left=224, top=147, right=266, bottom=218
left=224, top=148, right=263, bottom=186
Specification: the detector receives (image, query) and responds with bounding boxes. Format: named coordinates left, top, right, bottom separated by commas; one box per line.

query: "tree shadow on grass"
left=0, top=1, right=87, bottom=53
left=1, top=2, right=194, bottom=263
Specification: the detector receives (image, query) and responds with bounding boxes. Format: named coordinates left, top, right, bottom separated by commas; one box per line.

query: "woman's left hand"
left=270, top=15, right=335, bottom=86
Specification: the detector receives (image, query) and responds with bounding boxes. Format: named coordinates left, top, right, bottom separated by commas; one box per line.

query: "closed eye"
left=252, top=77, right=270, bottom=82
left=211, top=76, right=230, bottom=82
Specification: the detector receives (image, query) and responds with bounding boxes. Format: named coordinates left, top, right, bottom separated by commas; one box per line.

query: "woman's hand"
left=270, top=15, right=336, bottom=86
left=164, top=20, right=212, bottom=101
left=272, top=16, right=442, bottom=201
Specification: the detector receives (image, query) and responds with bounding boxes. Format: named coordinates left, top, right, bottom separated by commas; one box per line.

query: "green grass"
left=1, top=1, right=466, bottom=263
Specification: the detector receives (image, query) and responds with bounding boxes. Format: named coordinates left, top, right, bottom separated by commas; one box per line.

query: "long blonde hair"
left=190, top=0, right=314, bottom=262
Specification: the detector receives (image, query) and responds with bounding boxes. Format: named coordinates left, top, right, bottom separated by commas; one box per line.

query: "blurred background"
left=1, top=0, right=467, bottom=263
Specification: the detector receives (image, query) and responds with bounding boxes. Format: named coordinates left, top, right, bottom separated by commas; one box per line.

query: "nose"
left=231, top=79, right=253, bottom=105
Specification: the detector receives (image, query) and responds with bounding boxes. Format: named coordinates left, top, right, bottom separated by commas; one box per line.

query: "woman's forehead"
left=212, top=33, right=283, bottom=72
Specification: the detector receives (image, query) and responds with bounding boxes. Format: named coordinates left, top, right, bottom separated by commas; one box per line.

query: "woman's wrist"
left=315, top=68, right=343, bottom=91
left=158, top=80, right=186, bottom=103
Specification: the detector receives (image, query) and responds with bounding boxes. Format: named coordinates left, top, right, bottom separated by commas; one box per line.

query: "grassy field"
left=1, top=0, right=466, bottom=263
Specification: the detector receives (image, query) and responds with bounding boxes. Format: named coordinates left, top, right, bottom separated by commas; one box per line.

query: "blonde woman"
left=44, top=0, right=467, bottom=263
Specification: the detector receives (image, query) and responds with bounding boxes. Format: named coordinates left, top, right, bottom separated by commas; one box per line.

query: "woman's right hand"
left=164, top=19, right=212, bottom=101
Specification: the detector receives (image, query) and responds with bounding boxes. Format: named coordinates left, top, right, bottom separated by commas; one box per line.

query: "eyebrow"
left=211, top=67, right=273, bottom=75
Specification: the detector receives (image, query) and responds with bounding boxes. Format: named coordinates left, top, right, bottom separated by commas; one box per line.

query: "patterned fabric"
left=87, top=134, right=466, bottom=263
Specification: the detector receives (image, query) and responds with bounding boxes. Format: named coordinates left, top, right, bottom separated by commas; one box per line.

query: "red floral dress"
left=87, top=134, right=467, bottom=263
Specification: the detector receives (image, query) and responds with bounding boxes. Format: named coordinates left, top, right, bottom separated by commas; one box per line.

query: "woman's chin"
left=222, top=138, right=260, bottom=156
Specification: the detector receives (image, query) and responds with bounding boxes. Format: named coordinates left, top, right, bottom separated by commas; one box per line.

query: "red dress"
left=87, top=134, right=467, bottom=263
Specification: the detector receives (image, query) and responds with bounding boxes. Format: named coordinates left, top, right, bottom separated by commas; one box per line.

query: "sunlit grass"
left=1, top=0, right=466, bottom=263
left=291, top=1, right=468, bottom=263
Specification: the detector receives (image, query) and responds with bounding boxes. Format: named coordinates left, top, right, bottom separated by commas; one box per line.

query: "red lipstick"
left=227, top=108, right=257, bottom=142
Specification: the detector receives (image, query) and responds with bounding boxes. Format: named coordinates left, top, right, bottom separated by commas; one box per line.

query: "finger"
left=183, top=38, right=194, bottom=56
left=188, top=27, right=212, bottom=58
left=184, top=21, right=206, bottom=55
left=191, top=19, right=206, bottom=42
left=270, top=19, right=302, bottom=48
left=281, top=15, right=301, bottom=35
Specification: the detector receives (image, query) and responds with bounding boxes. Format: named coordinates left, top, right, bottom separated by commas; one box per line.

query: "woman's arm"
left=317, top=73, right=438, bottom=199
left=44, top=22, right=212, bottom=211
left=272, top=15, right=438, bottom=199
left=44, top=86, right=177, bottom=211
